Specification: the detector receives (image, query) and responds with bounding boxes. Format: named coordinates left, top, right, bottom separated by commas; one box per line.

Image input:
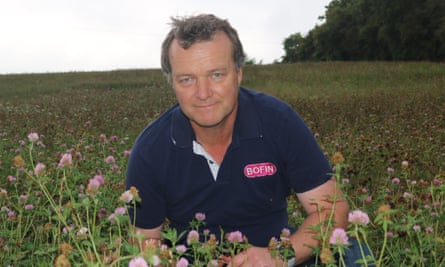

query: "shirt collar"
left=170, top=87, right=263, bottom=148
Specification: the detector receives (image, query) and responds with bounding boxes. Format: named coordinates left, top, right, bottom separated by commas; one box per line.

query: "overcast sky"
left=0, top=0, right=331, bottom=74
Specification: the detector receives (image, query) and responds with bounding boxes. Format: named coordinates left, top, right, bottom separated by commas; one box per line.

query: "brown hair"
left=161, top=14, right=246, bottom=84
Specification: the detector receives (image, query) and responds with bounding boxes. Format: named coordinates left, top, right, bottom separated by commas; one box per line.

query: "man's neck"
left=191, top=116, right=235, bottom=164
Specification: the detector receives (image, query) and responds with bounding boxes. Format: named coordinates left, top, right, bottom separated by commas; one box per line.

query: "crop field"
left=0, top=62, right=444, bottom=266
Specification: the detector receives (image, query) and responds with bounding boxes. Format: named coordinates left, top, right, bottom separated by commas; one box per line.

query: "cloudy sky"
left=0, top=0, right=331, bottom=74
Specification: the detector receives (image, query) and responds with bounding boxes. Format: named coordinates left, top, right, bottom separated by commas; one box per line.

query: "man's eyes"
left=177, top=72, right=225, bottom=85
left=179, top=76, right=193, bottom=84
left=212, top=72, right=225, bottom=80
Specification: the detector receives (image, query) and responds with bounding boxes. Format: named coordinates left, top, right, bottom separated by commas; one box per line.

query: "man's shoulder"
left=240, top=87, right=296, bottom=118
left=133, top=104, right=179, bottom=147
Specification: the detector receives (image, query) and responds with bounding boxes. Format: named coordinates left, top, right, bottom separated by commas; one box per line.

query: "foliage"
left=282, top=0, right=445, bottom=62
left=0, top=63, right=444, bottom=266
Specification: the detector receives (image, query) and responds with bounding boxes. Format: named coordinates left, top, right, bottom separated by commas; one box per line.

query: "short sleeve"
left=126, top=142, right=166, bottom=229
left=277, top=106, right=332, bottom=193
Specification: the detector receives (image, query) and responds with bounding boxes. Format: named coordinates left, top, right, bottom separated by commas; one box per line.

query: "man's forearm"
left=133, top=226, right=163, bottom=251
left=289, top=200, right=349, bottom=265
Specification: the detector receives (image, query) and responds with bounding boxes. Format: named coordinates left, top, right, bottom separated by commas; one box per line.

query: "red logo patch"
left=244, top=162, right=277, bottom=178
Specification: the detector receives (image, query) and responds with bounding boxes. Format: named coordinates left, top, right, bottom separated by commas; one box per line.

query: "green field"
left=1, top=62, right=444, bottom=266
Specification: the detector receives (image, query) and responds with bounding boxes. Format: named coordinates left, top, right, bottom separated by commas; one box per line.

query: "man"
left=126, top=14, right=351, bottom=266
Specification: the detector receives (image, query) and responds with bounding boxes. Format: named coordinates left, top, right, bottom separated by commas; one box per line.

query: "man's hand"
left=221, top=246, right=286, bottom=267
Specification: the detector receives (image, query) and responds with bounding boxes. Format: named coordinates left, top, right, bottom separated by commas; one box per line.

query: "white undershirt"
left=192, top=140, right=220, bottom=180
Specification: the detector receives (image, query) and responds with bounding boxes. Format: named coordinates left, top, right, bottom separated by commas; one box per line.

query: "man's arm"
left=290, top=177, right=349, bottom=264
left=226, top=177, right=349, bottom=267
left=132, top=225, right=164, bottom=250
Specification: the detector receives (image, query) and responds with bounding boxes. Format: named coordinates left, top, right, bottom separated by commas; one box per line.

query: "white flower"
left=120, top=190, right=134, bottom=203
left=27, top=132, right=39, bottom=143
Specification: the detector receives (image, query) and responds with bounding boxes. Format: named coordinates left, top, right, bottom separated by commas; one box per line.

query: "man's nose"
left=195, top=77, right=212, bottom=100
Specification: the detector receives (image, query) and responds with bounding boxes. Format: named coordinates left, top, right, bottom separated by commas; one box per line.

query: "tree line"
left=282, top=0, right=445, bottom=62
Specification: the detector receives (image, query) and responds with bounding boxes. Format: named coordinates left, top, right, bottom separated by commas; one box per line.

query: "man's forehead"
left=172, top=31, right=230, bottom=49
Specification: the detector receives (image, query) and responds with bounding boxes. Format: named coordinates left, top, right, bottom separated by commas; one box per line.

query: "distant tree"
left=245, top=55, right=263, bottom=65
left=282, top=0, right=445, bottom=61
left=282, top=33, right=305, bottom=62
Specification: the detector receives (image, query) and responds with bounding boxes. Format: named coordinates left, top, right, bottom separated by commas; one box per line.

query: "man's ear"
left=237, top=68, right=243, bottom=85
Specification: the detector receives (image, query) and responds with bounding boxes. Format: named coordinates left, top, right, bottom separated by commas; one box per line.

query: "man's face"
left=169, top=31, right=243, bottom=129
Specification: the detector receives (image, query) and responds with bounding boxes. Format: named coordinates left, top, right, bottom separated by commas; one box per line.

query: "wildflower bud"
left=0, top=188, right=8, bottom=198
left=175, top=245, right=187, bottom=254
left=19, top=194, right=28, bottom=204
left=128, top=257, right=148, bottom=267
left=377, top=204, right=391, bottom=220
left=207, top=260, right=219, bottom=267
left=401, top=160, right=409, bottom=169
left=93, top=174, right=105, bottom=186
left=58, top=153, right=73, bottom=168
left=150, top=255, right=161, bottom=266
left=268, top=237, right=279, bottom=252
left=130, top=186, right=141, bottom=202
left=119, top=190, right=133, bottom=203
left=195, top=212, right=206, bottom=221
left=59, top=242, right=73, bottom=256
left=391, top=177, right=400, bottom=185
left=27, top=132, right=39, bottom=143
left=113, top=207, right=126, bottom=215
left=227, top=230, right=243, bottom=243
left=176, top=257, right=189, bottom=267
left=54, top=254, right=71, bottom=267
left=108, top=214, right=116, bottom=224
left=158, top=244, right=172, bottom=261
left=34, top=163, right=46, bottom=176
left=86, top=178, right=101, bottom=196
left=76, top=227, right=89, bottom=240
left=280, top=228, right=291, bottom=238
left=105, top=155, right=116, bottom=164
left=13, top=155, right=25, bottom=168
left=187, top=230, right=200, bottom=245
left=99, top=134, right=107, bottom=143
left=7, top=211, right=16, bottom=221
left=332, top=151, right=345, bottom=165
left=403, top=192, right=414, bottom=199
left=348, top=210, right=370, bottom=225
left=97, top=208, right=107, bottom=219
left=329, top=228, right=349, bottom=246
left=320, top=247, right=335, bottom=264
left=205, top=234, right=218, bottom=252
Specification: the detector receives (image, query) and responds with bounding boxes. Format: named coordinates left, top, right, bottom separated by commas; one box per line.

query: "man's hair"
left=161, top=14, right=246, bottom=84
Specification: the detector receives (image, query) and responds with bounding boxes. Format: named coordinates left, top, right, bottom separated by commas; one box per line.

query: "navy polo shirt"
left=126, top=87, right=332, bottom=247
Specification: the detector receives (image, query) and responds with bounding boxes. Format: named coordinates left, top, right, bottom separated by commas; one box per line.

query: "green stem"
left=376, top=218, right=388, bottom=267
left=115, top=219, right=122, bottom=259
left=338, top=247, right=346, bottom=267
left=354, top=225, right=368, bottom=267
left=26, top=144, right=89, bottom=262
left=415, top=231, right=424, bottom=267
left=30, top=174, right=88, bottom=263
left=86, top=200, right=101, bottom=263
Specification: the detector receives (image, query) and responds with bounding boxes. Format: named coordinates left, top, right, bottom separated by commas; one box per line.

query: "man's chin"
left=194, top=121, right=221, bottom=128
left=191, top=117, right=224, bottom=129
